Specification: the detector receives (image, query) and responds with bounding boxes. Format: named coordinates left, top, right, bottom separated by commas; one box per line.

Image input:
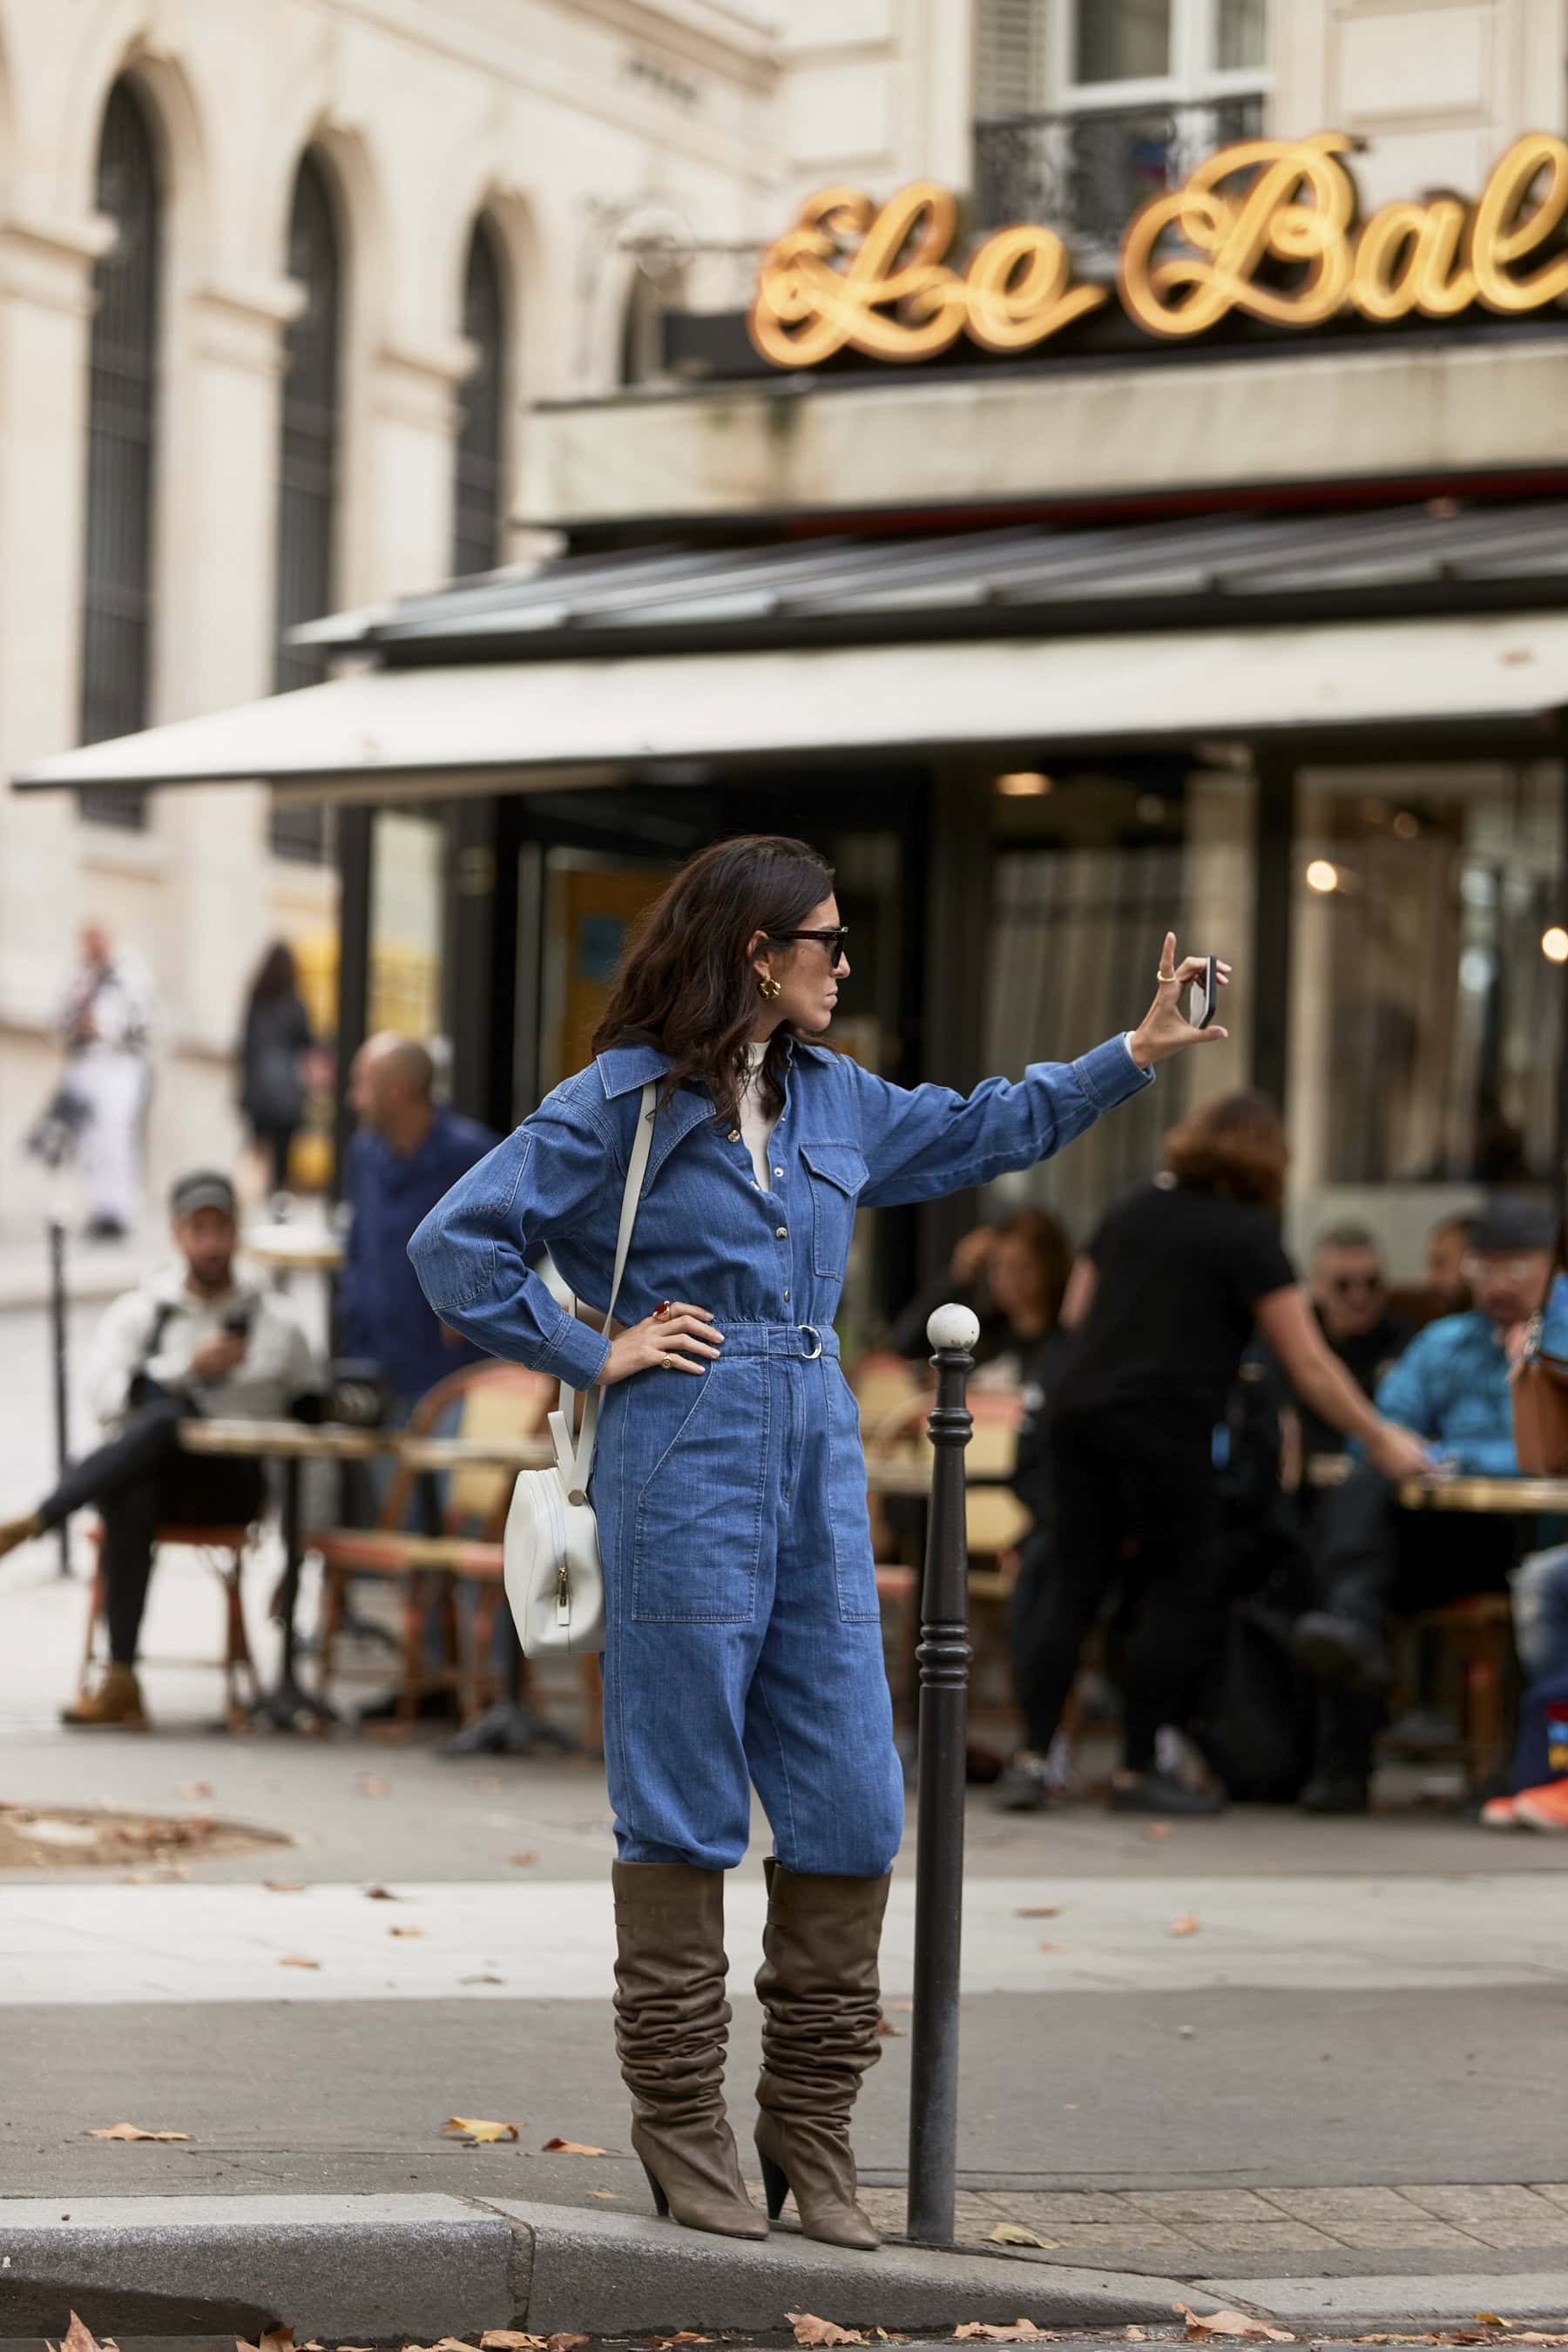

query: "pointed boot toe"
left=756, top=2109, right=881, bottom=2248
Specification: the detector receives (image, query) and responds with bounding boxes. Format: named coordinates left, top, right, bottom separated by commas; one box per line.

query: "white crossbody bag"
left=504, top=1080, right=655, bottom=1657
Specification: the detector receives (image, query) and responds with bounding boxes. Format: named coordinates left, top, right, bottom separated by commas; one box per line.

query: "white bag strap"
left=553, top=1078, right=657, bottom=1504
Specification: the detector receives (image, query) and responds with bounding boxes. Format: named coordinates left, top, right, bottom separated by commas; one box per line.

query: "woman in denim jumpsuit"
left=410, top=835, right=1224, bottom=2251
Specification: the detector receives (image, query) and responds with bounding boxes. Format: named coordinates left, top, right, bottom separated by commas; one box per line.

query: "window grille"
left=78, top=81, right=161, bottom=830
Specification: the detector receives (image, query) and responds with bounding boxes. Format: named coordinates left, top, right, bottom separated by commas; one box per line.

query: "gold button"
left=727, top=1129, right=740, bottom=1142
left=775, top=1226, right=787, bottom=1239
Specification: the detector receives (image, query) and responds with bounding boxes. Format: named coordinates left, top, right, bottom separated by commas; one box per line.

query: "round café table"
left=1398, top=1473, right=1568, bottom=1513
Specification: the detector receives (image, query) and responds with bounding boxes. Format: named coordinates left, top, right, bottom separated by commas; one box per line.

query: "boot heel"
left=641, top=2159, right=671, bottom=2218
left=760, top=2150, right=790, bottom=2221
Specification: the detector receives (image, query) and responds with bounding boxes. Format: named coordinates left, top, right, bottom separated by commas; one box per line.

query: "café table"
left=1398, top=1472, right=1568, bottom=1514
left=180, top=1418, right=395, bottom=1729
left=241, top=1224, right=345, bottom=1283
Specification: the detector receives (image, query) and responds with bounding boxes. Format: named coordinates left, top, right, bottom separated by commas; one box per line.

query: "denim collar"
left=595, top=1033, right=830, bottom=1099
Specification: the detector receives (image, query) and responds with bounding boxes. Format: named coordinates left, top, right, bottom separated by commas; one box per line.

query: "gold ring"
left=662, top=1353, right=676, bottom=1370
left=1158, top=970, right=1176, bottom=983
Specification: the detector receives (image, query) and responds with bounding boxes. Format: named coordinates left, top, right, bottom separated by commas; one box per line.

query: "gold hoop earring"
left=759, top=977, right=782, bottom=1002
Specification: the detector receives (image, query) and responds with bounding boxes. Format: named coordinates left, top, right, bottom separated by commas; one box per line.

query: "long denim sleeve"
left=848, top=1036, right=1153, bottom=1209
left=408, top=1096, right=612, bottom=1391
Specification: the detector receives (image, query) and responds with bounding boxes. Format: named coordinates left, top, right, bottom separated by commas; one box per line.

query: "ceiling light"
left=1543, top=927, right=1568, bottom=964
left=995, top=771, right=1052, bottom=796
left=1306, top=859, right=1341, bottom=894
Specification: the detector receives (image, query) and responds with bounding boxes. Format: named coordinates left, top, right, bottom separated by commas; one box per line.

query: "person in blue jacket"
left=409, top=834, right=1225, bottom=2252
left=1294, top=1193, right=1568, bottom=1811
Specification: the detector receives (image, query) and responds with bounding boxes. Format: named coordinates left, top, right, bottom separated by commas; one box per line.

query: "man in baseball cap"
left=0, top=1166, right=321, bottom=1727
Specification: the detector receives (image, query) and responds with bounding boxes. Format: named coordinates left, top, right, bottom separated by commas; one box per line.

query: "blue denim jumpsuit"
left=409, top=1032, right=1152, bottom=1874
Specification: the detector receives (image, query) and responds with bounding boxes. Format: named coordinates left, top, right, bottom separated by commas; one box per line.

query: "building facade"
left=10, top=0, right=1568, bottom=1308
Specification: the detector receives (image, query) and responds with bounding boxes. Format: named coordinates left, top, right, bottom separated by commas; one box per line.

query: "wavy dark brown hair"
left=591, top=835, right=836, bottom=1123
left=1163, top=1090, right=1288, bottom=1211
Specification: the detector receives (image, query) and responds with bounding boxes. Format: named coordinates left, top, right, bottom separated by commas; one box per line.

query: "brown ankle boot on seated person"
left=61, top=1663, right=148, bottom=1730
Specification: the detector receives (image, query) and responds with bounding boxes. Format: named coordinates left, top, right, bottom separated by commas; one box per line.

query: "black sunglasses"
left=768, top=926, right=849, bottom=963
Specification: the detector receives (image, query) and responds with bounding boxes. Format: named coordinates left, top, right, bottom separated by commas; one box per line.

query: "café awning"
left=15, top=612, right=1568, bottom=802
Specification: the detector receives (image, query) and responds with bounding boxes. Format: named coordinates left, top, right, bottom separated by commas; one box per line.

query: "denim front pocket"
left=629, top=1357, right=768, bottom=1623
left=801, top=1142, right=868, bottom=1281
left=821, top=1359, right=882, bottom=1624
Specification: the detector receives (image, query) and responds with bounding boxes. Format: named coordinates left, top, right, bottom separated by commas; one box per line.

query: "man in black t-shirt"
left=1294, top=1225, right=1409, bottom=1463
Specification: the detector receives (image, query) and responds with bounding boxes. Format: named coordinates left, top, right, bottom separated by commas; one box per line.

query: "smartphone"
left=1186, top=954, right=1219, bottom=1031
left=222, top=1307, right=253, bottom=1340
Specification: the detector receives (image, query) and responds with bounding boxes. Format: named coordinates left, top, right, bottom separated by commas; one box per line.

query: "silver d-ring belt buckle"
left=798, top=1323, right=823, bottom=1360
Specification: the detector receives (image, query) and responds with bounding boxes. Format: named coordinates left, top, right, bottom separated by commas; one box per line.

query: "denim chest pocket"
left=801, top=1142, right=868, bottom=1281
left=628, top=1358, right=768, bottom=1624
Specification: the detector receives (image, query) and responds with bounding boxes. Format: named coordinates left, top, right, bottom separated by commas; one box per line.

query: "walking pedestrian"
left=409, top=835, right=1227, bottom=2250
left=1027, top=1092, right=1435, bottom=1818
left=238, top=943, right=316, bottom=1200
left=57, top=923, right=157, bottom=1239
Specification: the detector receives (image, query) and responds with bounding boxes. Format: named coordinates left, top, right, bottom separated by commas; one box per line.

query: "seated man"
left=1293, top=1194, right=1568, bottom=1811
left=0, top=1171, right=320, bottom=1728
left=1297, top=1224, right=1409, bottom=1461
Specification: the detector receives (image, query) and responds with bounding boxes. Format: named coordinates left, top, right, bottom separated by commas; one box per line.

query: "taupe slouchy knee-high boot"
left=611, top=1861, right=767, bottom=2240
left=754, top=1858, right=890, bottom=2251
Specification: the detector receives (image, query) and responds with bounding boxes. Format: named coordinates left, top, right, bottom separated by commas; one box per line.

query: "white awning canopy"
left=14, top=614, right=1568, bottom=801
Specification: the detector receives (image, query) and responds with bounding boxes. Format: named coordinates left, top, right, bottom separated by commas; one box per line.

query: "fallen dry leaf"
left=1167, top=1914, right=1201, bottom=1938
left=364, top=1884, right=401, bottom=1901
left=480, top=2333, right=547, bottom=2349
left=356, top=1774, right=390, bottom=1797
left=60, top=2312, right=113, bottom=2352
left=1016, top=1905, right=1060, bottom=1918
left=888, top=1997, right=914, bottom=2011
left=953, top=2325, right=1048, bottom=2342
left=875, top=2014, right=902, bottom=2038
left=87, top=2121, right=192, bottom=2142
left=399, top=2339, right=484, bottom=2352
left=1126, top=2334, right=1147, bottom=2343
left=443, top=2116, right=518, bottom=2145
left=1174, top=2305, right=1294, bottom=2343
left=461, top=1973, right=504, bottom=1985
left=542, top=2136, right=611, bottom=2155
left=279, top=1956, right=321, bottom=1970
left=589, top=2189, right=621, bottom=2200
left=546, top=2335, right=589, bottom=2352
left=1140, top=1822, right=1173, bottom=1842
left=235, top=2328, right=294, bottom=2352
left=1037, top=1942, right=1071, bottom=1954
left=987, top=2222, right=1059, bottom=2249
left=388, top=1925, right=425, bottom=1939
left=508, top=1850, right=540, bottom=1867
left=177, top=1781, right=213, bottom=1801
left=789, top=2317, right=866, bottom=2349
left=1179, top=2024, right=1198, bottom=2038
left=264, top=1880, right=305, bottom=1893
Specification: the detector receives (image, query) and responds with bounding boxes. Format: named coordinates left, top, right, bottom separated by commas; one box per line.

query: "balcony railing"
left=973, top=96, right=1267, bottom=248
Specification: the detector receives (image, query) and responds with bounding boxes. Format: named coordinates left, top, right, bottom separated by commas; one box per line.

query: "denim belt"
left=710, top=1320, right=840, bottom=1362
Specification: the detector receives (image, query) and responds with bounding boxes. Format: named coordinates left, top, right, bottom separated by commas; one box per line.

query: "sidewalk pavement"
left=5, top=1505, right=1568, bottom=2338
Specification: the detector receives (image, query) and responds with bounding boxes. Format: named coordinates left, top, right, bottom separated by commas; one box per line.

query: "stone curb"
left=0, top=2193, right=1215, bottom=2340
left=1197, top=2271, right=1568, bottom=2330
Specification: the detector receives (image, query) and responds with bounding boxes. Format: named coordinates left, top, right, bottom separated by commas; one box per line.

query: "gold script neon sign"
left=748, top=132, right=1568, bottom=365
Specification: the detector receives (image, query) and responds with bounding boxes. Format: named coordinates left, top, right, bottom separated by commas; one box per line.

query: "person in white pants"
left=58, top=926, right=156, bottom=1240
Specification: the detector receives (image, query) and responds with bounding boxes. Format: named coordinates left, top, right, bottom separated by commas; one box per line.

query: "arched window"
left=271, top=151, right=341, bottom=862
left=453, top=216, right=506, bottom=578
left=78, top=80, right=162, bottom=828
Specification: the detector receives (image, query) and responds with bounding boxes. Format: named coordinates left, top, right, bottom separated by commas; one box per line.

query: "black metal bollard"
left=905, top=1301, right=978, bottom=2247
left=48, top=1214, right=71, bottom=1578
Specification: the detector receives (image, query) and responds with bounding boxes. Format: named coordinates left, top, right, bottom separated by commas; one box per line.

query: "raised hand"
left=1127, top=932, right=1233, bottom=1069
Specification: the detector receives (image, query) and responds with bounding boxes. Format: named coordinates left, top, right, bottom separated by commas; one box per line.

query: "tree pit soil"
left=0, top=1800, right=290, bottom=1872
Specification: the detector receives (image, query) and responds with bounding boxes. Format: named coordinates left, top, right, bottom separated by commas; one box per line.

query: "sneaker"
left=1513, top=1780, right=1568, bottom=1832
left=994, top=1753, right=1062, bottom=1813
left=1298, top=1774, right=1370, bottom=1816
left=1292, top=1611, right=1390, bottom=1690
left=1479, top=1794, right=1523, bottom=1829
left=61, top=1664, right=147, bottom=1730
left=1108, top=1770, right=1227, bottom=1818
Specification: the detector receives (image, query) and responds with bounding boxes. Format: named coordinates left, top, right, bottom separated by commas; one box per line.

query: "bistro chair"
left=311, top=1362, right=599, bottom=1740
left=78, top=1521, right=262, bottom=1731
left=1407, top=1591, right=1517, bottom=1789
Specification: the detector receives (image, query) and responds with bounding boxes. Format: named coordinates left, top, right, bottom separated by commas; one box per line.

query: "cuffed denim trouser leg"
left=595, top=1326, right=904, bottom=1876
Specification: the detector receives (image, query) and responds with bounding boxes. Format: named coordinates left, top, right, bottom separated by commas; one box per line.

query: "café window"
left=1287, top=765, right=1565, bottom=1271
left=979, top=759, right=1255, bottom=1254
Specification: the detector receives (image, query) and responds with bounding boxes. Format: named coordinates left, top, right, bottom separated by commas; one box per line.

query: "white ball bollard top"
left=927, top=1301, right=982, bottom=1353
